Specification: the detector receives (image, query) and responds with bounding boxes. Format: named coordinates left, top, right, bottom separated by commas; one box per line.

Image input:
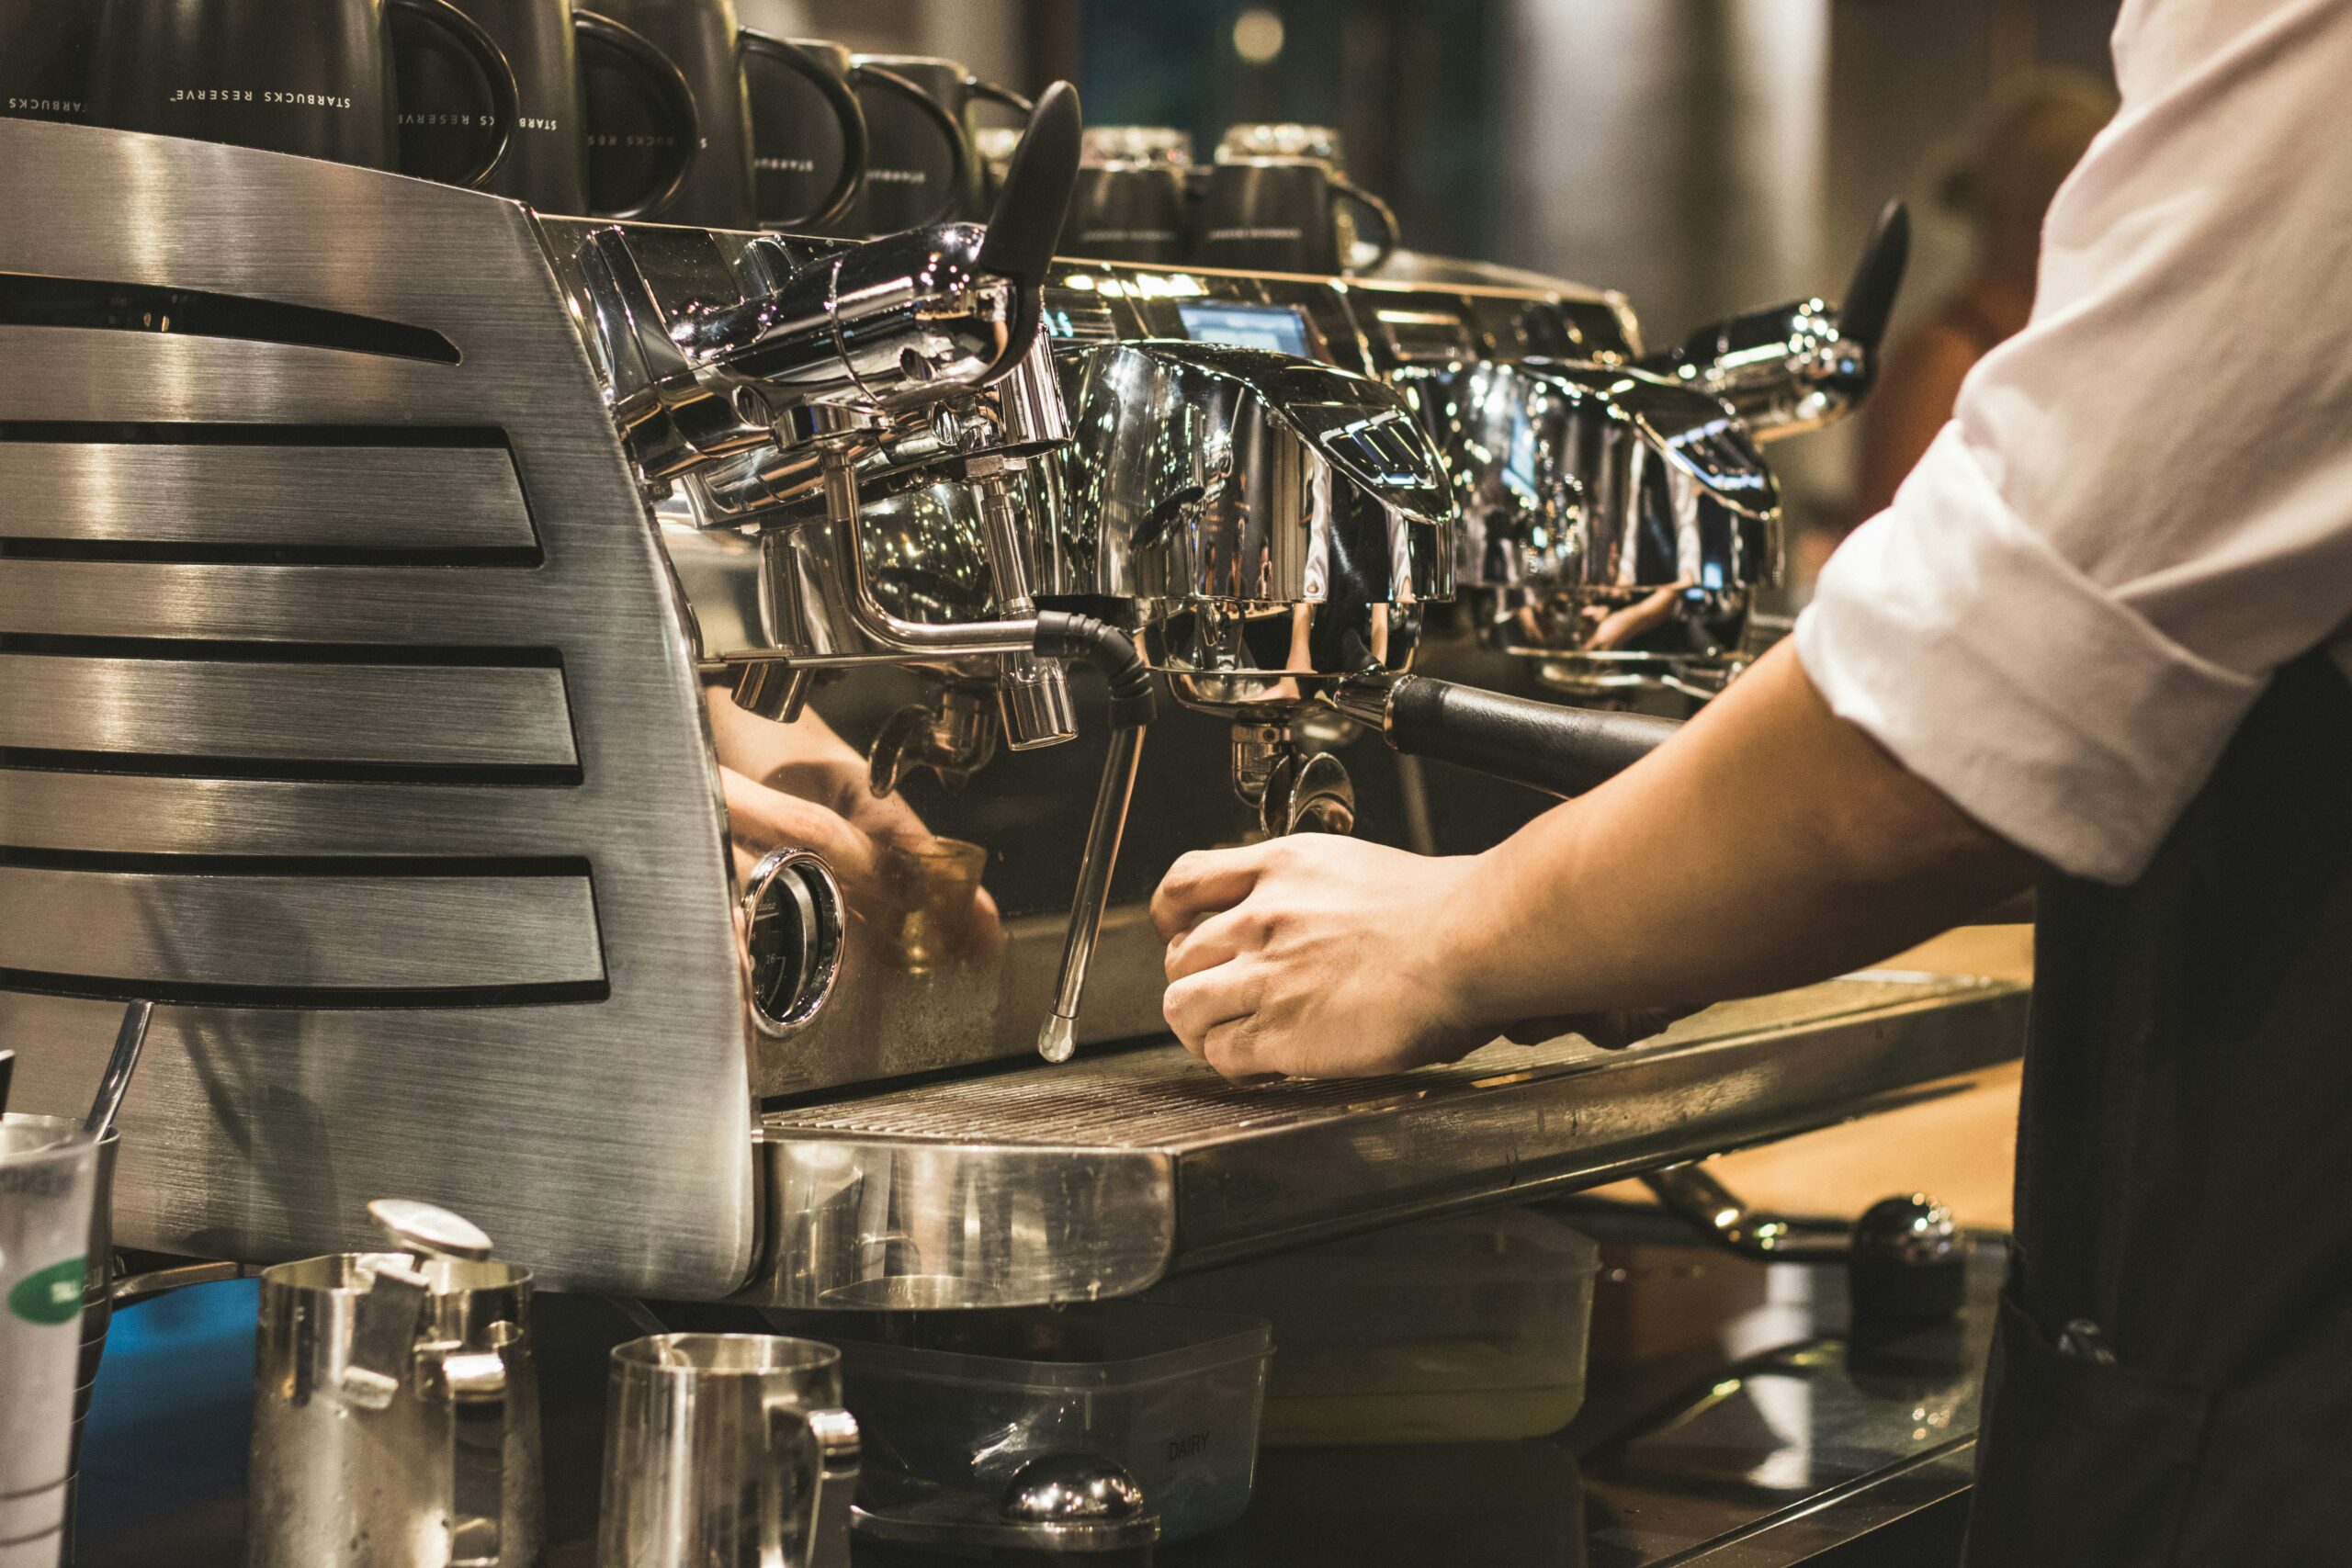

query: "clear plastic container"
left=1153, top=1209, right=1600, bottom=1447
left=818, top=1300, right=1272, bottom=1542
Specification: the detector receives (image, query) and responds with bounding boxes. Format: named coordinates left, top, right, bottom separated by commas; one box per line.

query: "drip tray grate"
left=750, top=971, right=2028, bottom=1309
left=763, top=975, right=1984, bottom=1147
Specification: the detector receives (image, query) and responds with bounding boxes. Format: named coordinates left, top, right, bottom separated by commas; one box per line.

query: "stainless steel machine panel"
left=0, top=868, right=603, bottom=992
left=1, top=557, right=605, bottom=644
left=0, top=118, right=753, bottom=1297
left=554, top=233, right=1649, bottom=1098
left=0, top=116, right=1932, bottom=1314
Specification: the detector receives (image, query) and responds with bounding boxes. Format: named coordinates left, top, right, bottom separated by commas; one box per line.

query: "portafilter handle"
left=1334, top=675, right=1681, bottom=799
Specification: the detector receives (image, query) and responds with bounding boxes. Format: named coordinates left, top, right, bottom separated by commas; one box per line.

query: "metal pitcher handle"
left=340, top=1255, right=432, bottom=1410
left=435, top=1347, right=510, bottom=1567
left=771, top=1403, right=860, bottom=1568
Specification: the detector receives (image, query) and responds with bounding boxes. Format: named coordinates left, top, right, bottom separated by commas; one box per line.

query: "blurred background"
left=741, top=0, right=2120, bottom=588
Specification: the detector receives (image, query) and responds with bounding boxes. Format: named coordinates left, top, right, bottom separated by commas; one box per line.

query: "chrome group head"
left=1051, top=340, right=1457, bottom=716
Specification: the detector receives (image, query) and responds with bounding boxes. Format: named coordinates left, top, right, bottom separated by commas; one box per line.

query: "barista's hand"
left=1155, top=836, right=1499, bottom=1080
left=708, top=690, right=1005, bottom=964
left=1155, top=837, right=1686, bottom=1080
left=706, top=687, right=927, bottom=848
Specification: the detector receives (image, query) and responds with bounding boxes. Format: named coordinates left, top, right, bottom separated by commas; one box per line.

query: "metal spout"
left=973, top=457, right=1078, bottom=750
left=1038, top=725, right=1146, bottom=1062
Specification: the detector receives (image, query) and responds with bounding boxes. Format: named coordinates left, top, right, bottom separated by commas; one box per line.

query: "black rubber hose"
left=1384, top=676, right=1679, bottom=797
left=1034, top=611, right=1157, bottom=729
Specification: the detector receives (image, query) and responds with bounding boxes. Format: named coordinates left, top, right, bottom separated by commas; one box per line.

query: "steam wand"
left=1037, top=726, right=1145, bottom=1064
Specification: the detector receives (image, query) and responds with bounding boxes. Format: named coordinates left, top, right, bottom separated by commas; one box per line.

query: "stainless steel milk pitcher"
left=598, top=1333, right=859, bottom=1568
left=247, top=1200, right=543, bottom=1568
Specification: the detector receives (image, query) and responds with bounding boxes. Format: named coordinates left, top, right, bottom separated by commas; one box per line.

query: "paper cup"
left=0, top=1114, right=105, bottom=1568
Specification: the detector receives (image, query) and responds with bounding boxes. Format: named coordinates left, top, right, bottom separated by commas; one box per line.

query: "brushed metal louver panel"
left=0, top=655, right=577, bottom=765
left=0, top=773, right=583, bottom=857
left=0, top=323, right=480, bottom=424
left=0, top=867, right=603, bottom=993
left=0, top=444, right=536, bottom=548
left=0, top=559, right=589, bottom=644
left=0, top=119, right=751, bottom=1297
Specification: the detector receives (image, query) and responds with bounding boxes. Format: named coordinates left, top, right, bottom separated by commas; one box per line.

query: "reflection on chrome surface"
left=1035, top=341, right=1456, bottom=721
left=1051, top=340, right=1454, bottom=606
left=600, top=212, right=1816, bottom=1077
left=1406, top=360, right=1782, bottom=693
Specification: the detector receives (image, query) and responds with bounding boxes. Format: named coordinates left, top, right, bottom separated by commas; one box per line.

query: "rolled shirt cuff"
left=1794, top=424, right=2263, bottom=885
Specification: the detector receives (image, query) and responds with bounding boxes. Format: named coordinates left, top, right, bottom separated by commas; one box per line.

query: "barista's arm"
left=704, top=685, right=918, bottom=833
left=1154, top=640, right=2041, bottom=1079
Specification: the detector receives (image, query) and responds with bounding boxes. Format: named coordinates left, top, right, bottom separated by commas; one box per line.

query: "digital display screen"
left=1177, top=302, right=1315, bottom=357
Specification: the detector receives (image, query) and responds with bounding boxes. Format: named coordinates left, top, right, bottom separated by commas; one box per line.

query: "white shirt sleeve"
left=1796, top=0, right=2352, bottom=885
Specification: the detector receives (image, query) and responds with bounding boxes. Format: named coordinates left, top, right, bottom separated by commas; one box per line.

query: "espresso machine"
left=0, top=96, right=2024, bottom=1326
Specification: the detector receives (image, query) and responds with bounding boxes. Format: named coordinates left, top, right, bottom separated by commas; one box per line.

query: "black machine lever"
left=978, top=80, right=1083, bottom=290
left=580, top=81, right=1086, bottom=475
left=971, top=79, right=1081, bottom=388
left=1836, top=198, right=1911, bottom=361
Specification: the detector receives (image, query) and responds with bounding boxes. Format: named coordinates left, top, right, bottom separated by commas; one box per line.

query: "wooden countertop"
left=1602, top=922, right=2032, bottom=1231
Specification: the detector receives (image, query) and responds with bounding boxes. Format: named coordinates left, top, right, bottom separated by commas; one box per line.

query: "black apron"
left=1964, top=649, right=2352, bottom=1566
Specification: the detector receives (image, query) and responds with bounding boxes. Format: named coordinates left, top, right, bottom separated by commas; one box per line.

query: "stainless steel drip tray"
left=747, top=971, right=2027, bottom=1309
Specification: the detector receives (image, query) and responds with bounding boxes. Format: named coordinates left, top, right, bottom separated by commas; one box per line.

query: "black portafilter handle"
left=1380, top=677, right=1682, bottom=798
left=1838, top=199, right=1911, bottom=357
left=976, top=80, right=1082, bottom=290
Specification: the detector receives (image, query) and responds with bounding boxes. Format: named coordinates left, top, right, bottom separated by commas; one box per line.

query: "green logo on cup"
left=7, top=1256, right=86, bottom=1325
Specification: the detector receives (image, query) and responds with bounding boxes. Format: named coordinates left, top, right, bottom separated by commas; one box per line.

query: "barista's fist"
left=1152, top=835, right=1496, bottom=1080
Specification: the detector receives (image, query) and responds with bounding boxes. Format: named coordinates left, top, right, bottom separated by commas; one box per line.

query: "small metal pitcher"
left=246, top=1201, right=542, bottom=1568
left=598, top=1333, right=858, bottom=1568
